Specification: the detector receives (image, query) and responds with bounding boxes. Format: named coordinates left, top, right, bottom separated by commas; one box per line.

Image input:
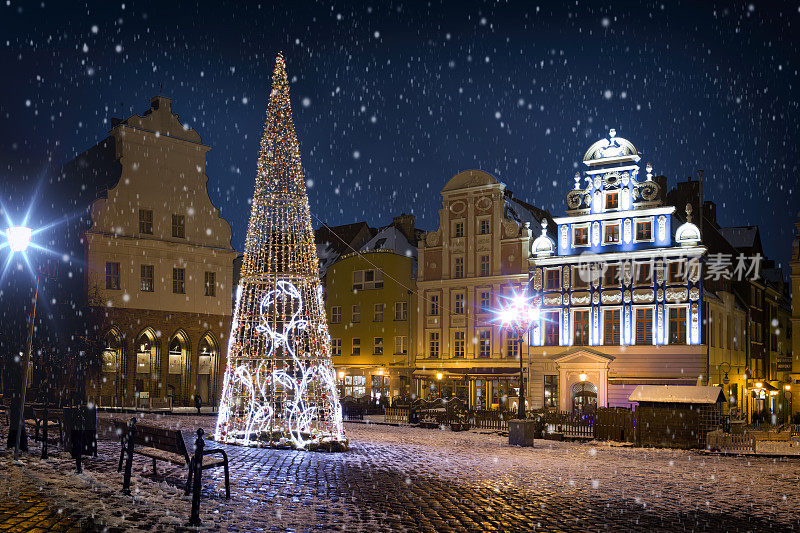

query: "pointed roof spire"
left=256, top=53, right=306, bottom=197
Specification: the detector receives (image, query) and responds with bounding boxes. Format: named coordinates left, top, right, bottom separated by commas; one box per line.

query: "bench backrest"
left=113, top=419, right=190, bottom=464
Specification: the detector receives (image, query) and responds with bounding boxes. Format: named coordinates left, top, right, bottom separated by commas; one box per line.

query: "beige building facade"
left=72, top=96, right=237, bottom=408
left=414, top=170, right=550, bottom=409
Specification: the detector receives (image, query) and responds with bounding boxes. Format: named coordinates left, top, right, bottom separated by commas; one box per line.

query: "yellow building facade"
left=325, top=248, right=416, bottom=403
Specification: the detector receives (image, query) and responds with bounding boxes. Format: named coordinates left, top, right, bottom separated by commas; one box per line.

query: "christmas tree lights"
left=215, top=54, right=346, bottom=450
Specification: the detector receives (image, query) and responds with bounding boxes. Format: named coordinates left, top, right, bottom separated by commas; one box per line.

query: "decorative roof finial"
left=686, top=203, right=693, bottom=223
left=609, top=128, right=617, bottom=139
left=646, top=162, right=653, bottom=182
left=541, top=218, right=548, bottom=236
left=574, top=172, right=581, bottom=190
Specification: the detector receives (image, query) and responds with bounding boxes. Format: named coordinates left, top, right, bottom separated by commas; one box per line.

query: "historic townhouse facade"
left=527, top=130, right=707, bottom=412
left=63, top=96, right=237, bottom=408
left=415, top=170, right=550, bottom=409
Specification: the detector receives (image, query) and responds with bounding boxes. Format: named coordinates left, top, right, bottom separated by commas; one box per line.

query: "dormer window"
left=603, top=223, right=620, bottom=244
left=605, top=191, right=619, bottom=210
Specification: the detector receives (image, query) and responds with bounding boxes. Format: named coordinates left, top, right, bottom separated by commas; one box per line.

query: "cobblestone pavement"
left=3, top=416, right=800, bottom=531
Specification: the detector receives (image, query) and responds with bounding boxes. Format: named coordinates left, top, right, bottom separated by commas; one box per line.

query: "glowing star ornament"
left=215, top=54, right=346, bottom=451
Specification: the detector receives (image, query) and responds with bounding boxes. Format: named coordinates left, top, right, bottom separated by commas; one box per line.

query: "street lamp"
left=5, top=225, right=32, bottom=252
left=784, top=384, right=793, bottom=424
left=495, top=292, right=539, bottom=419
left=4, top=225, right=37, bottom=461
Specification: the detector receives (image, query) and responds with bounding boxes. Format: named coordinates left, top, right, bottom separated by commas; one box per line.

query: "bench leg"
left=185, top=458, right=194, bottom=496
left=224, top=461, right=230, bottom=499
left=117, top=442, right=125, bottom=473
left=152, top=457, right=157, bottom=476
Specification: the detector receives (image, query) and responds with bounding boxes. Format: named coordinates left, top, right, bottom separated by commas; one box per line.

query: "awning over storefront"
left=628, top=385, right=726, bottom=404
left=412, top=367, right=520, bottom=379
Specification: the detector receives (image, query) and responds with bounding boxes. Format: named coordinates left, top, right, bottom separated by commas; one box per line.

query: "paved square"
left=2, top=415, right=799, bottom=531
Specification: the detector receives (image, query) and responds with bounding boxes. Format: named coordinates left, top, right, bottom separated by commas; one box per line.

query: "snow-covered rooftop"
left=628, top=385, right=725, bottom=404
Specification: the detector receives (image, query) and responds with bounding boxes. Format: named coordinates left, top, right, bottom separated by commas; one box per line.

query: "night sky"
left=1, top=1, right=798, bottom=269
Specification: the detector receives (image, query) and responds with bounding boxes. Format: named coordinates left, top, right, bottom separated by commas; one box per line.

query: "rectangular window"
left=635, top=262, right=652, bottom=285
left=669, top=307, right=687, bottom=345
left=394, top=301, right=408, bottom=320
left=352, top=269, right=383, bottom=290
left=603, top=223, right=620, bottom=244
left=506, top=330, right=521, bottom=358
left=139, top=209, right=153, bottom=234
left=352, top=305, right=360, bottom=323
left=543, top=375, right=558, bottom=408
left=394, top=336, right=407, bottom=355
left=573, top=266, right=589, bottom=289
left=172, top=267, right=185, bottom=294
left=479, top=330, right=491, bottom=358
left=171, top=214, right=185, bottom=238
left=454, top=293, right=465, bottom=314
left=331, top=339, right=342, bottom=356
left=429, top=332, right=440, bottom=358
left=668, top=260, right=685, bottom=283
left=604, top=264, right=620, bottom=286
left=140, top=265, right=154, bottom=292
left=635, top=220, right=652, bottom=241
left=479, top=254, right=490, bottom=276
left=479, top=219, right=490, bottom=235
left=454, top=221, right=464, bottom=238
left=344, top=375, right=366, bottom=398
left=574, top=225, right=589, bottom=246
left=453, top=331, right=465, bottom=358
left=204, top=271, right=216, bottom=297
left=573, top=310, right=590, bottom=346
left=454, top=257, right=464, bottom=278
left=544, top=311, right=560, bottom=346
left=330, top=306, right=342, bottom=323
left=106, top=262, right=121, bottom=290
left=430, top=294, right=439, bottom=316
left=352, top=338, right=361, bottom=356
left=603, top=309, right=621, bottom=345
left=373, top=303, right=384, bottom=322
left=479, top=291, right=490, bottom=311
left=605, top=191, right=619, bottom=210
left=545, top=269, right=560, bottom=290
left=374, top=337, right=383, bottom=355
left=635, top=308, right=653, bottom=345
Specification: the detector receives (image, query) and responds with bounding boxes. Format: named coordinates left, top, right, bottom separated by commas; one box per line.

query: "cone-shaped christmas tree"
left=215, top=54, right=346, bottom=450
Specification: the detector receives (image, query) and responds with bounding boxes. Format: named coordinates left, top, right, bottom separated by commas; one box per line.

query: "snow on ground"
left=2, top=414, right=799, bottom=530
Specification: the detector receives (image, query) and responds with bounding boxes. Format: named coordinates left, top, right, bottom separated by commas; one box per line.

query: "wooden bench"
left=23, top=406, right=63, bottom=446
left=113, top=419, right=230, bottom=498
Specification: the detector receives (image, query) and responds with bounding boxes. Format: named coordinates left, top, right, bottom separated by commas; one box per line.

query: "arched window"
left=196, top=333, right=219, bottom=406
left=101, top=329, right=123, bottom=406
left=168, top=330, right=191, bottom=406
left=135, top=328, right=159, bottom=397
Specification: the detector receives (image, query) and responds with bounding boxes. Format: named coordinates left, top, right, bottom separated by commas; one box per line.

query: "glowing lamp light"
left=5, top=226, right=32, bottom=252
left=579, top=373, right=588, bottom=382
left=377, top=369, right=384, bottom=376
left=436, top=372, right=443, bottom=380
left=338, top=371, right=345, bottom=379
left=755, top=382, right=763, bottom=389
left=785, top=384, right=792, bottom=391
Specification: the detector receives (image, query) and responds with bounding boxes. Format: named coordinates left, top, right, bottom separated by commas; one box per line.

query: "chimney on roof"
left=150, top=95, right=172, bottom=113
left=392, top=213, right=416, bottom=243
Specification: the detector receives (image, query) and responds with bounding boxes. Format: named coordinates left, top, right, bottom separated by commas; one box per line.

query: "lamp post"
left=497, top=292, right=539, bottom=420
left=6, top=225, right=36, bottom=461
left=784, top=384, right=793, bottom=424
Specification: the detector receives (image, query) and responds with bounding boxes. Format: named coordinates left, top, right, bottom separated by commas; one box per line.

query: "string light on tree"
left=215, top=53, right=346, bottom=451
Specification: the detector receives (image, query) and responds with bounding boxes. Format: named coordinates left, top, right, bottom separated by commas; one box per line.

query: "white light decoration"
left=215, top=54, right=346, bottom=451
left=5, top=225, right=32, bottom=252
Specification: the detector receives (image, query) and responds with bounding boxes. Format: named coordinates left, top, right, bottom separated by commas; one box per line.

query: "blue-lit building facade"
left=526, top=130, right=707, bottom=412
